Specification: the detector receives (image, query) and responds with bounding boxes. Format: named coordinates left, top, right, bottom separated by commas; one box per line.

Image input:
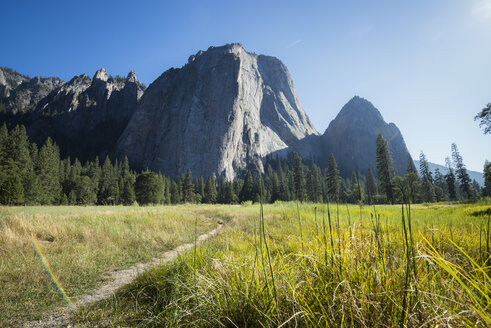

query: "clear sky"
left=1, top=0, right=489, bottom=171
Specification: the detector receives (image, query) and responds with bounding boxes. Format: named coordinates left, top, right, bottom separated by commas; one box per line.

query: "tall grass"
left=0, top=205, right=221, bottom=326
left=77, top=201, right=491, bottom=327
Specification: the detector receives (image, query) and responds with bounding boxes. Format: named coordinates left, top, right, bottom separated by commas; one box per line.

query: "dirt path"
left=24, top=223, right=223, bottom=328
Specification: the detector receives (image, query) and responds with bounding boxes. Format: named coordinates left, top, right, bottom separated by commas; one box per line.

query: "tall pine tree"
left=376, top=134, right=394, bottom=204
left=326, top=153, right=340, bottom=202
left=451, top=143, right=472, bottom=199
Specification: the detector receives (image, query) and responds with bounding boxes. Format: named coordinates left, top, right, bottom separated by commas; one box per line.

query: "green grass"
left=76, top=201, right=491, bottom=327
left=0, top=205, right=224, bottom=326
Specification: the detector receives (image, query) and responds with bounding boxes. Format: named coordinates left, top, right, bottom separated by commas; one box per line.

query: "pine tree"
left=0, top=160, right=24, bottom=205
left=183, top=168, right=194, bottom=202
left=306, top=164, right=322, bottom=203
left=376, top=134, right=394, bottom=204
left=170, top=180, right=180, bottom=204
left=451, top=143, right=472, bottom=199
left=98, top=156, right=119, bottom=205
left=350, top=171, right=364, bottom=203
left=6, top=126, right=36, bottom=204
left=483, top=161, right=491, bottom=197
left=164, top=177, right=171, bottom=204
left=292, top=152, right=305, bottom=201
left=433, top=168, right=448, bottom=201
left=120, top=179, right=136, bottom=205
left=194, top=177, right=204, bottom=201
left=239, top=170, right=254, bottom=202
left=204, top=176, right=217, bottom=204
left=223, top=181, right=238, bottom=204
left=366, top=168, right=377, bottom=204
left=419, top=151, right=435, bottom=202
left=36, top=137, right=61, bottom=204
left=135, top=171, right=164, bottom=205
left=77, top=175, right=97, bottom=205
left=445, top=157, right=458, bottom=201
left=326, top=153, right=340, bottom=202
left=475, top=103, right=491, bottom=134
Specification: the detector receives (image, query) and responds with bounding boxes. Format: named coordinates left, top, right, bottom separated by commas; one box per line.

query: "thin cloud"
left=286, top=39, right=302, bottom=48
left=471, top=0, right=491, bottom=20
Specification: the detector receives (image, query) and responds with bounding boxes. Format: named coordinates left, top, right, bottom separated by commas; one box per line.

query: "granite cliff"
left=116, top=44, right=318, bottom=179
left=1, top=44, right=413, bottom=179
left=0, top=68, right=145, bottom=161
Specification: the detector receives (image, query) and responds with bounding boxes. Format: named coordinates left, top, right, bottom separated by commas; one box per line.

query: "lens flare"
left=32, top=239, right=74, bottom=310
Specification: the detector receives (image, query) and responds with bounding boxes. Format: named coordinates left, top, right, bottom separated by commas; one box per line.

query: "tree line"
left=0, top=124, right=489, bottom=205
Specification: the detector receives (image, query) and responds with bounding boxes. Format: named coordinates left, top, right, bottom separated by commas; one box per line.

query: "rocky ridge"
left=1, top=44, right=412, bottom=179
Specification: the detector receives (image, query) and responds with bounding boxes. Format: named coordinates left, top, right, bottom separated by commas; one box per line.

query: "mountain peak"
left=93, top=68, right=108, bottom=82
left=322, top=97, right=411, bottom=176
left=117, top=43, right=317, bottom=179
left=126, top=70, right=137, bottom=83
left=337, top=96, right=384, bottom=122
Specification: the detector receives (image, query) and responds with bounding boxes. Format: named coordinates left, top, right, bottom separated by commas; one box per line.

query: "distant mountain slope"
left=321, top=96, right=412, bottom=177
left=414, top=160, right=484, bottom=186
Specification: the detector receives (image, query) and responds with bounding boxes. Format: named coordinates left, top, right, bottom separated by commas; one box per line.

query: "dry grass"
left=0, top=205, right=224, bottom=326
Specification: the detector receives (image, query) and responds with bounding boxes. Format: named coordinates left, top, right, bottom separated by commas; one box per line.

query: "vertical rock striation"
left=116, top=43, right=318, bottom=179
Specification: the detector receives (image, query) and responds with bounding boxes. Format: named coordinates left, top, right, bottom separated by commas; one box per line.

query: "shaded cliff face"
left=321, top=96, right=411, bottom=177
left=0, top=67, right=64, bottom=113
left=28, top=69, right=145, bottom=161
left=116, top=43, right=318, bottom=179
left=0, top=67, right=145, bottom=162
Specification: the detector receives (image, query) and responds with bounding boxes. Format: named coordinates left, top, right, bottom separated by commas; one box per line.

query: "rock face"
left=0, top=67, right=145, bottom=162
left=0, top=67, right=64, bottom=113
left=116, top=43, right=318, bottom=179
left=1, top=45, right=414, bottom=180
left=321, top=96, right=412, bottom=176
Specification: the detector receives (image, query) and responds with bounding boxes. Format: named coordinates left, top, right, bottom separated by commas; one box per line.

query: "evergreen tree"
left=204, top=176, right=217, bottom=204
left=350, top=171, right=364, bottom=203
left=0, top=160, right=24, bottom=205
left=0, top=124, right=7, bottom=158
left=239, top=170, right=255, bottom=202
left=121, top=179, right=136, bottom=205
left=135, top=171, right=164, bottom=205
left=451, top=143, right=472, bottom=199
left=419, top=151, right=435, bottom=202
left=36, top=137, right=61, bottom=204
left=484, top=161, right=491, bottom=197
left=326, top=153, right=340, bottom=202
left=164, top=177, right=171, bottom=204
left=194, top=177, right=204, bottom=200
left=183, top=168, right=194, bottom=202
left=433, top=168, right=448, bottom=201
left=292, top=152, right=305, bottom=201
left=5, top=126, right=36, bottom=204
left=445, top=157, right=458, bottom=201
left=170, top=180, right=180, bottom=204
left=475, top=103, right=491, bottom=134
left=98, top=156, right=119, bottom=205
left=376, top=134, right=394, bottom=204
left=77, top=175, right=97, bottom=205
left=306, top=164, right=322, bottom=202
left=366, top=168, right=378, bottom=204
left=223, top=181, right=238, bottom=204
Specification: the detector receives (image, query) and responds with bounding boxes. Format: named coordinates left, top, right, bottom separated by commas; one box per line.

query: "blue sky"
left=1, top=0, right=489, bottom=171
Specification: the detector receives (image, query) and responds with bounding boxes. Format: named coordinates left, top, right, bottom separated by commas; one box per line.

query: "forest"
left=1, top=123, right=489, bottom=206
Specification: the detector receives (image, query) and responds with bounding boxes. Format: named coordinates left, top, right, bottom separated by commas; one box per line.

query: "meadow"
left=0, top=205, right=223, bottom=326
left=0, top=201, right=490, bottom=327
